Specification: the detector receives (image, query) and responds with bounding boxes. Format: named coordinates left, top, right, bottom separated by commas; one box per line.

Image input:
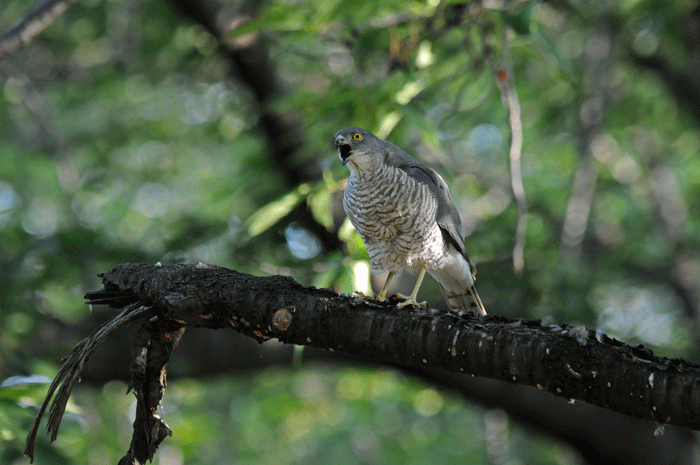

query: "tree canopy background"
left=1, top=0, right=700, bottom=464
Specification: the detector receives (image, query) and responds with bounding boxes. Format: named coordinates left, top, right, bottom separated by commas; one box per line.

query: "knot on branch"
left=273, top=307, right=293, bottom=331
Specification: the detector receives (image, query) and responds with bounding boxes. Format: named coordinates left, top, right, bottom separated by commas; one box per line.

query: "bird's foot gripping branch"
left=25, top=263, right=700, bottom=464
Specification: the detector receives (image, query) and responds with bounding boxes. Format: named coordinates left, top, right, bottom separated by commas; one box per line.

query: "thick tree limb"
left=25, top=263, right=700, bottom=463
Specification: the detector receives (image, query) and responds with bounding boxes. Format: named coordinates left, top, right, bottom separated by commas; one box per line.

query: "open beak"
left=335, top=136, right=352, bottom=165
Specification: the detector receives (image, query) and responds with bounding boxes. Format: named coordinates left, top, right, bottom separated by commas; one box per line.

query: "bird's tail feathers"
left=439, top=284, right=487, bottom=316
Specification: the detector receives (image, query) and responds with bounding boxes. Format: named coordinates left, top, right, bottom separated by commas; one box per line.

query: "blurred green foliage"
left=2, top=367, right=578, bottom=464
left=1, top=0, right=700, bottom=462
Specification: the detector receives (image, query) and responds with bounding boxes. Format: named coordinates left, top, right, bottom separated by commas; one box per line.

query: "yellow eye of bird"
left=352, top=132, right=362, bottom=141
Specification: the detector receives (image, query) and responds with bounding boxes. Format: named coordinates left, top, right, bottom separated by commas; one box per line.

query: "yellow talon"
left=395, top=293, right=428, bottom=309
left=394, top=267, right=427, bottom=309
left=376, top=271, right=395, bottom=301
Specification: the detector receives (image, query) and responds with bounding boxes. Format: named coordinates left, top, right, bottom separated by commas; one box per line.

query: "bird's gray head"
left=334, top=127, right=384, bottom=173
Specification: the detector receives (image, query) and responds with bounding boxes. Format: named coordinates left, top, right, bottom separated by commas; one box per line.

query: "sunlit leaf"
left=245, top=184, right=308, bottom=237
left=307, top=185, right=333, bottom=229
left=0, top=375, right=50, bottom=402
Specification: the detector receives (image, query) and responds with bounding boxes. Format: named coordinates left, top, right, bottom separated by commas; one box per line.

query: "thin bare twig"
left=561, top=158, right=597, bottom=253
left=495, top=30, right=527, bottom=275
left=560, top=27, right=613, bottom=256
left=0, top=0, right=79, bottom=59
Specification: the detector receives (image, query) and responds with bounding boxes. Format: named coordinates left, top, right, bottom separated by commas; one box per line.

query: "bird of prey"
left=335, top=127, right=486, bottom=316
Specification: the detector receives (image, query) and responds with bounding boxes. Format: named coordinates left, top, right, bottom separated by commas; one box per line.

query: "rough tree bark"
left=24, top=262, right=700, bottom=464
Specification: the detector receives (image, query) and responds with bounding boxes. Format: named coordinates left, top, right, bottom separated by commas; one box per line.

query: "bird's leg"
left=376, top=271, right=395, bottom=301
left=396, top=267, right=428, bottom=309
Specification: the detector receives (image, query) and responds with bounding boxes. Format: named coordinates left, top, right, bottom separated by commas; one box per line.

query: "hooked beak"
left=335, top=136, right=352, bottom=165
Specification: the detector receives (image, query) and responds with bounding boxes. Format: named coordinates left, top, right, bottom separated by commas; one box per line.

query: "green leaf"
left=245, top=184, right=308, bottom=237
left=0, top=375, right=50, bottom=403
left=504, top=1, right=538, bottom=36
left=224, top=17, right=277, bottom=41
left=307, top=182, right=334, bottom=229
left=532, top=30, right=575, bottom=79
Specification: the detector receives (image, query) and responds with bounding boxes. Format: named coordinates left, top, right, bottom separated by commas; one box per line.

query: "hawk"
left=335, top=127, right=486, bottom=315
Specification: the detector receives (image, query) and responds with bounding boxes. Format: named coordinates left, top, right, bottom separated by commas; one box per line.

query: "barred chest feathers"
left=343, top=164, right=447, bottom=274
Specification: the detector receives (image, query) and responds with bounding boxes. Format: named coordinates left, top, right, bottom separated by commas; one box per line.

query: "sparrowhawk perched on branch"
left=335, top=127, right=486, bottom=315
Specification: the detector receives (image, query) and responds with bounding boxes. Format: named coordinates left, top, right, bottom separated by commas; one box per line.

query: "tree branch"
left=0, top=0, right=79, bottom=59
left=24, top=301, right=153, bottom=462
left=24, top=263, right=700, bottom=462
left=494, top=29, right=526, bottom=276
left=560, top=25, right=614, bottom=257
left=118, top=321, right=185, bottom=465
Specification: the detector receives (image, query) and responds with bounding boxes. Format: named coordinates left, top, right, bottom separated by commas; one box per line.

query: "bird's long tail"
left=439, top=284, right=486, bottom=315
